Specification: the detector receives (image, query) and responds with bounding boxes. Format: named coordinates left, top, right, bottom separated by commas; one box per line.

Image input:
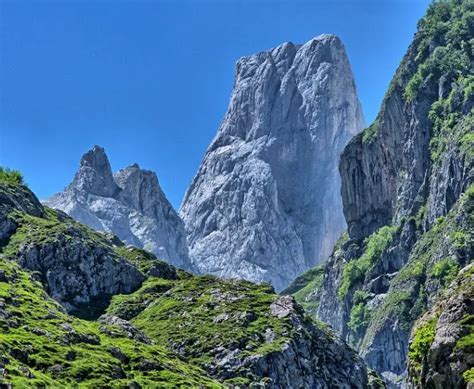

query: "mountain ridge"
left=285, top=1, right=474, bottom=386
left=44, top=146, right=194, bottom=271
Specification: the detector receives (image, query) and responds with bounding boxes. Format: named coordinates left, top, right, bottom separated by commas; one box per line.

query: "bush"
left=0, top=167, right=24, bottom=185
left=431, top=257, right=460, bottom=285
left=348, top=291, right=372, bottom=332
left=338, top=226, right=398, bottom=300
left=409, top=317, right=437, bottom=370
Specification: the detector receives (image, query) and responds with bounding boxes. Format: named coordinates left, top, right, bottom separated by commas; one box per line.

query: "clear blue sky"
left=0, top=0, right=431, bottom=208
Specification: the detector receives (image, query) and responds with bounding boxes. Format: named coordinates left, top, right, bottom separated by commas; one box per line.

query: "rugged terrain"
left=285, top=0, right=474, bottom=386
left=0, top=172, right=371, bottom=387
left=180, top=34, right=364, bottom=291
left=45, top=146, right=193, bottom=271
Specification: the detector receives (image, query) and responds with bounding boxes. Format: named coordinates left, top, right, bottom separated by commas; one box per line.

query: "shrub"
left=408, top=317, right=437, bottom=370
left=0, top=167, right=23, bottom=185
left=338, top=226, right=398, bottom=300
left=348, top=291, right=372, bottom=332
left=431, top=257, right=460, bottom=285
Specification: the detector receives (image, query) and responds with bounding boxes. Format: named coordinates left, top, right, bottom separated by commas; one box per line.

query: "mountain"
left=0, top=172, right=373, bottom=387
left=180, top=34, right=365, bottom=291
left=44, top=146, right=194, bottom=271
left=285, top=0, right=474, bottom=386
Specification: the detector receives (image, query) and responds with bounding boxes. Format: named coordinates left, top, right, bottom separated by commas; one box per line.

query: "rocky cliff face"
left=407, top=263, right=474, bottom=388
left=180, top=34, right=364, bottom=291
left=286, top=1, right=474, bottom=386
left=0, top=176, right=372, bottom=387
left=45, top=146, right=193, bottom=271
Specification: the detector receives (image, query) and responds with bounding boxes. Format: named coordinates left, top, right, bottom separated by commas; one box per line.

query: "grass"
left=0, top=256, right=222, bottom=387
left=282, top=264, right=325, bottom=315
left=338, top=225, right=398, bottom=301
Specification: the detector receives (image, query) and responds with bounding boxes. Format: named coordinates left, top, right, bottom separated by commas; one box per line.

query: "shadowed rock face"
left=180, top=34, right=364, bottom=291
left=45, top=146, right=194, bottom=271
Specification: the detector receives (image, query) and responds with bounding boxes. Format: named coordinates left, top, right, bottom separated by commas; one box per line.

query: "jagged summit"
left=70, top=145, right=120, bottom=197
left=180, top=34, right=364, bottom=291
left=45, top=146, right=194, bottom=271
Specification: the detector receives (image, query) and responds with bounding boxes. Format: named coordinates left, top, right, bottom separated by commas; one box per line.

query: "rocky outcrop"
left=407, top=263, right=474, bottom=388
left=107, top=273, right=370, bottom=388
left=45, top=146, right=193, bottom=271
left=180, top=34, right=364, bottom=291
left=1, top=179, right=373, bottom=387
left=0, top=182, right=145, bottom=314
left=287, top=1, right=474, bottom=385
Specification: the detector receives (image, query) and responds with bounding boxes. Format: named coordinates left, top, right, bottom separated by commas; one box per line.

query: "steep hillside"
left=0, top=173, right=370, bottom=387
left=286, top=0, right=474, bottom=385
left=180, top=34, right=364, bottom=291
left=407, top=263, right=473, bottom=387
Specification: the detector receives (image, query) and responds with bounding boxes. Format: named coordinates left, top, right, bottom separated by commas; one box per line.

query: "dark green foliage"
left=406, top=0, right=474, bottom=100
left=364, top=186, right=473, bottom=347
left=348, top=291, right=372, bottom=332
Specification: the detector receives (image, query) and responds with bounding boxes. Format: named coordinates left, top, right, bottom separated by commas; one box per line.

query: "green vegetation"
left=361, top=120, right=380, bottom=144
left=463, top=367, right=474, bottom=383
left=455, top=314, right=474, bottom=350
left=0, top=167, right=23, bottom=185
left=405, top=0, right=473, bottom=102
left=282, top=265, right=325, bottom=315
left=362, top=186, right=473, bottom=348
left=110, top=274, right=298, bottom=383
left=0, top=256, right=222, bottom=387
left=348, top=291, right=372, bottom=332
left=1, top=206, right=111, bottom=259
left=1, top=180, right=335, bottom=387
left=431, top=257, right=460, bottom=285
left=408, top=317, right=438, bottom=378
left=338, top=225, right=398, bottom=301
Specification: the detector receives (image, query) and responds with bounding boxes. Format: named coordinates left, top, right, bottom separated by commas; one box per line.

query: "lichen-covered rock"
left=45, top=146, right=194, bottom=271
left=180, top=34, right=364, bottom=291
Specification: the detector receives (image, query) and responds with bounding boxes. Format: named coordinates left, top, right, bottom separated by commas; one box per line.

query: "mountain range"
left=1, top=0, right=473, bottom=387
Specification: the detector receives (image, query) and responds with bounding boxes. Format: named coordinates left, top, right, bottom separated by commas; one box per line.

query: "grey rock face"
left=180, top=34, right=364, bottom=291
left=313, top=3, right=474, bottom=384
left=407, top=263, right=474, bottom=388
left=17, top=230, right=145, bottom=313
left=45, top=146, right=193, bottom=271
left=233, top=303, right=369, bottom=389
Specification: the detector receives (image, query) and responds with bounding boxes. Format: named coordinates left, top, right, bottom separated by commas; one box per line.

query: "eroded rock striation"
left=45, top=146, right=193, bottom=271
left=180, top=34, right=364, bottom=291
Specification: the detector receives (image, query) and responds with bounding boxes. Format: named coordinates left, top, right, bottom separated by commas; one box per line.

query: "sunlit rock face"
left=45, top=146, right=194, bottom=271
left=180, top=34, right=364, bottom=291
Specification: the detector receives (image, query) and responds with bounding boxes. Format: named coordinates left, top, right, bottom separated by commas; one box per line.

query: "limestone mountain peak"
left=45, top=146, right=193, bottom=270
